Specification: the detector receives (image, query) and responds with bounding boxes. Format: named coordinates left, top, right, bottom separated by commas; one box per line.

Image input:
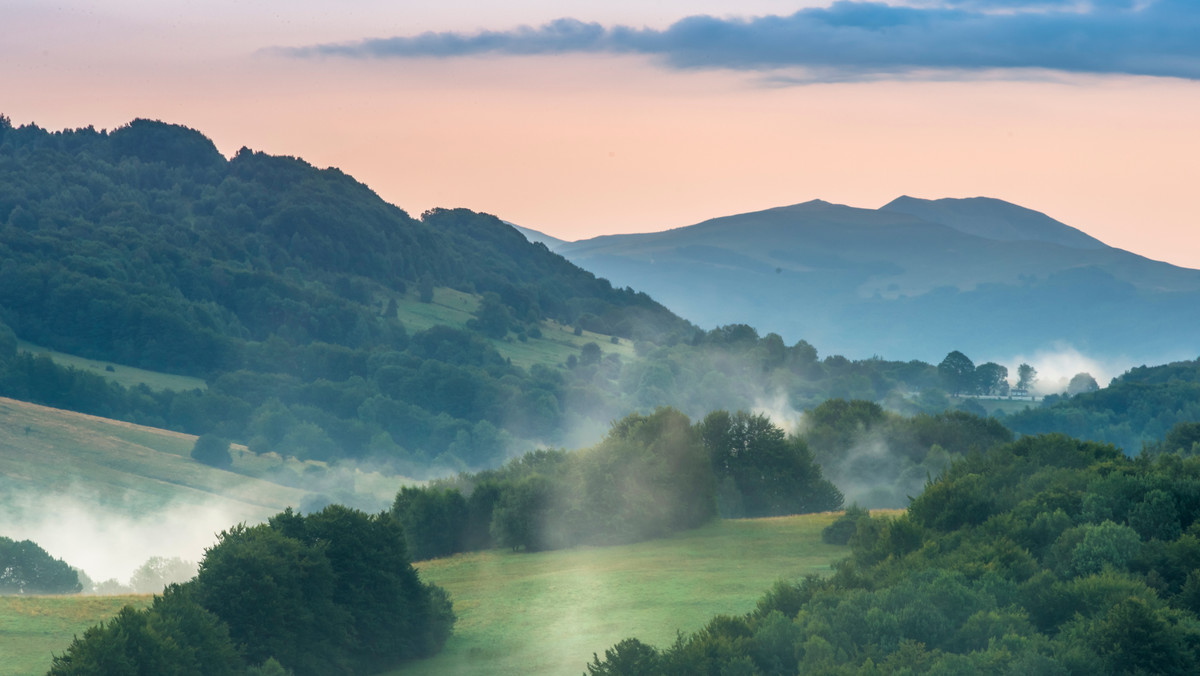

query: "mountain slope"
left=880, top=195, right=1108, bottom=249
left=0, top=117, right=692, bottom=469
left=556, top=198, right=1200, bottom=363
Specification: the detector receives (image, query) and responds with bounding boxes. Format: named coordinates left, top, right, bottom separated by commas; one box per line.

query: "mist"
left=1003, top=343, right=1132, bottom=394
left=0, top=486, right=257, bottom=585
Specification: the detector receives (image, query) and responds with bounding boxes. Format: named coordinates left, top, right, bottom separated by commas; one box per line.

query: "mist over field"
left=0, top=486, right=249, bottom=584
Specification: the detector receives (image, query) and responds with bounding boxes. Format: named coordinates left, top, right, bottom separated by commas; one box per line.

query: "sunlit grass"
left=398, top=513, right=849, bottom=676
left=0, top=594, right=151, bottom=676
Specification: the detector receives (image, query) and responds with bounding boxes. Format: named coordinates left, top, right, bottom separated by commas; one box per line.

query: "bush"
left=191, top=433, right=233, bottom=469
left=822, top=504, right=870, bottom=545
left=0, top=536, right=81, bottom=594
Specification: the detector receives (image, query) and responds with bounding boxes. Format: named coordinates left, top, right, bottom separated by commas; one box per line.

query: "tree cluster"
left=49, top=505, right=454, bottom=676
left=587, top=434, right=1200, bottom=674
left=0, top=535, right=80, bottom=595
left=1008, top=358, right=1200, bottom=453
left=392, top=408, right=841, bottom=560
left=800, top=399, right=1013, bottom=508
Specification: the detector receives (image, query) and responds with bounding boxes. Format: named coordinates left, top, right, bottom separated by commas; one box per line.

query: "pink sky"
left=4, top=1, right=1199, bottom=268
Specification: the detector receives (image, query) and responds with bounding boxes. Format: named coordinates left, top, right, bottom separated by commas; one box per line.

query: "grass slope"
left=398, top=513, right=850, bottom=676
left=0, top=595, right=151, bottom=676
left=391, top=287, right=637, bottom=370
left=0, top=396, right=309, bottom=517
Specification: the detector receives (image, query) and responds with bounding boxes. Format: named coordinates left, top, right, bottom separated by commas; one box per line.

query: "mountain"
left=0, top=117, right=692, bottom=470
left=880, top=195, right=1108, bottom=249
left=555, top=198, right=1200, bottom=364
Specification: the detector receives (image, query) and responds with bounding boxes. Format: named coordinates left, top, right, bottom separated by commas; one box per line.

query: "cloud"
left=279, top=1, right=1200, bottom=82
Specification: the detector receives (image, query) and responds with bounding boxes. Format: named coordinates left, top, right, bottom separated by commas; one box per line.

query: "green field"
left=396, top=513, right=851, bottom=676
left=0, top=594, right=151, bottom=676
left=0, top=514, right=850, bottom=676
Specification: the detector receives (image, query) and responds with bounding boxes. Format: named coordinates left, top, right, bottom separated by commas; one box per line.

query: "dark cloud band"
left=280, top=1, right=1200, bottom=81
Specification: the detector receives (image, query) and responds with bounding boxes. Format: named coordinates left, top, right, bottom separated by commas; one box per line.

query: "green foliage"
left=48, top=503, right=457, bottom=676
left=803, top=400, right=1012, bottom=508
left=395, top=408, right=721, bottom=557
left=587, top=436, right=1200, bottom=675
left=0, top=119, right=693, bottom=471
left=0, top=536, right=80, bottom=595
left=821, top=504, right=870, bottom=545
left=937, top=350, right=976, bottom=396
left=1008, top=359, right=1200, bottom=453
left=699, top=410, right=842, bottom=517
left=48, top=585, right=242, bottom=676
left=392, top=486, right=470, bottom=559
left=190, top=433, right=232, bottom=469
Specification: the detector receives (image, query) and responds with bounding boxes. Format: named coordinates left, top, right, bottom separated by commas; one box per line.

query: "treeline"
left=0, top=536, right=80, bottom=595
left=587, top=434, right=1200, bottom=674
left=49, top=506, right=454, bottom=676
left=391, top=408, right=843, bottom=560
left=800, top=399, right=1014, bottom=507
left=1007, top=358, right=1200, bottom=452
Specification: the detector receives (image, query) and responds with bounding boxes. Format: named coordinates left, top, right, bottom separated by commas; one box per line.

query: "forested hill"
left=0, top=116, right=693, bottom=471
left=1006, top=358, right=1200, bottom=452
left=0, top=117, right=687, bottom=375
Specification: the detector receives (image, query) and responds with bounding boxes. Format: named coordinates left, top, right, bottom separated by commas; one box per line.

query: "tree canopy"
left=50, top=505, right=454, bottom=676
left=0, top=536, right=80, bottom=595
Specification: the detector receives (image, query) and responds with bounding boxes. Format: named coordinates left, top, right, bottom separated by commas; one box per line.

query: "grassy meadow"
left=0, top=513, right=852, bottom=676
left=398, top=513, right=852, bottom=676
left=0, top=594, right=151, bottom=676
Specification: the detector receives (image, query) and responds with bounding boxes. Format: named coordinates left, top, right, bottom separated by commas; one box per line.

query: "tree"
left=417, top=274, right=435, bottom=303
left=194, top=507, right=455, bottom=676
left=128, top=556, right=197, bottom=594
left=1067, top=372, right=1099, bottom=396
left=469, top=292, right=512, bottom=338
left=49, top=584, right=244, bottom=676
left=580, top=342, right=602, bottom=367
left=937, top=351, right=976, bottom=396
left=975, top=362, right=1009, bottom=396
left=1016, top=363, right=1038, bottom=393
left=191, top=433, right=233, bottom=469
left=698, top=410, right=842, bottom=517
left=490, top=474, right=555, bottom=551
left=0, top=536, right=81, bottom=594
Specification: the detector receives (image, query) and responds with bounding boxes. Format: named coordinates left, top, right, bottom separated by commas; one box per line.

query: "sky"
left=4, top=0, right=1199, bottom=268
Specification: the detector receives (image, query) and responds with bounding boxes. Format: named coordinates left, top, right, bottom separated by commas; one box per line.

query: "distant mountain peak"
left=880, top=196, right=1108, bottom=250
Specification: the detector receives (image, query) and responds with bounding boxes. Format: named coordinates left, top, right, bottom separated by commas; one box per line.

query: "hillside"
left=0, top=117, right=692, bottom=470
left=586, top=435, right=1200, bottom=674
left=1005, top=357, right=1200, bottom=452
left=0, top=395, right=412, bottom=583
left=554, top=198, right=1200, bottom=364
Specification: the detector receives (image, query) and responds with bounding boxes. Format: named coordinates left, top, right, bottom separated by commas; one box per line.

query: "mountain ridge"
left=548, top=197, right=1200, bottom=363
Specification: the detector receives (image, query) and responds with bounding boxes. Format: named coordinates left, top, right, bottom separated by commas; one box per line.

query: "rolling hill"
left=0, top=117, right=692, bottom=471
left=548, top=197, right=1200, bottom=364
